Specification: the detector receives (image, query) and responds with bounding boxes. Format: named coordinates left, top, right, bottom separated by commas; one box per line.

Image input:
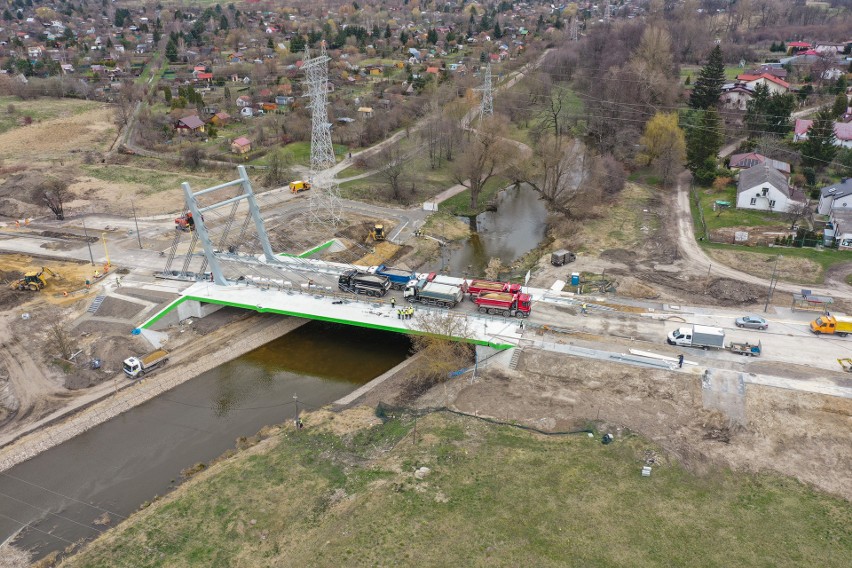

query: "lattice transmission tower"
left=302, top=43, right=342, bottom=225
left=604, top=3, right=611, bottom=22
left=478, top=63, right=494, bottom=125
left=570, top=16, right=579, bottom=41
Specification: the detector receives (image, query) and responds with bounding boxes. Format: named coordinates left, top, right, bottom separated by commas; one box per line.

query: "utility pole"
left=82, top=219, right=94, bottom=266
left=131, top=200, right=142, bottom=249
left=101, top=232, right=110, bottom=267
left=763, top=255, right=782, bottom=312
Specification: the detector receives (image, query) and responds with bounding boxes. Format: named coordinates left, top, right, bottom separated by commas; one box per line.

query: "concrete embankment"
left=0, top=314, right=307, bottom=473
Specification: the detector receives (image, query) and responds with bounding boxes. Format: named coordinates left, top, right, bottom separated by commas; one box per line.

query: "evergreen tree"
left=745, top=83, right=795, bottom=138
left=685, top=109, right=723, bottom=179
left=400, top=30, right=408, bottom=44
left=833, top=92, right=849, bottom=117
left=267, top=37, right=274, bottom=49
left=290, top=35, right=305, bottom=53
left=427, top=28, right=437, bottom=44
left=165, top=39, right=178, bottom=62
left=163, top=86, right=172, bottom=102
left=219, top=14, right=228, bottom=31
left=689, top=45, right=725, bottom=110
left=493, top=21, right=502, bottom=39
left=801, top=106, right=838, bottom=169
left=384, top=24, right=391, bottom=39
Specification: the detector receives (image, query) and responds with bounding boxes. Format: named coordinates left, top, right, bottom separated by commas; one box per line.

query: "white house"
left=736, top=164, right=803, bottom=212
left=817, top=178, right=852, bottom=216
left=735, top=73, right=790, bottom=95
left=720, top=82, right=754, bottom=110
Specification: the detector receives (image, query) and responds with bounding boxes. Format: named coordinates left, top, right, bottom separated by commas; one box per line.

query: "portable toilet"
left=570, top=272, right=580, bottom=286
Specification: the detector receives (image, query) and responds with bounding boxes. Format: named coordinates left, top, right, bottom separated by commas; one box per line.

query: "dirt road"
left=674, top=171, right=852, bottom=299
left=0, top=313, right=67, bottom=431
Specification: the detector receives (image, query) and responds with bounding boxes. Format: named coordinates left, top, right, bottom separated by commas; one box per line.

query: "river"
left=427, top=184, right=548, bottom=277
left=0, top=320, right=411, bottom=560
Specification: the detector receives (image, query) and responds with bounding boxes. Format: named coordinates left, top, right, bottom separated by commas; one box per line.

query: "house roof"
left=232, top=136, right=251, bottom=147
left=819, top=178, right=852, bottom=199
left=736, top=73, right=790, bottom=89
left=787, top=41, right=811, bottom=48
left=796, top=118, right=852, bottom=141
left=214, top=111, right=230, bottom=120
left=737, top=163, right=790, bottom=197
left=178, top=115, right=205, bottom=129
left=729, top=153, right=791, bottom=174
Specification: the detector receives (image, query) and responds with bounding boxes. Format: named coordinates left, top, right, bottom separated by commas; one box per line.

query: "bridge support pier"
left=475, top=345, right=514, bottom=370
left=149, top=300, right=223, bottom=330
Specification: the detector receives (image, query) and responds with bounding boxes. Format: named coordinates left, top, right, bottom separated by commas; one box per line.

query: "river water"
left=426, top=184, right=548, bottom=277
left=0, top=320, right=410, bottom=560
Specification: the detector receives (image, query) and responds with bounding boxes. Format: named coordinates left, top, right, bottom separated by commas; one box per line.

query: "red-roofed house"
left=736, top=73, right=790, bottom=95
left=795, top=119, right=852, bottom=149
left=210, top=111, right=231, bottom=125
left=787, top=41, right=811, bottom=49
left=230, top=136, right=252, bottom=154
left=195, top=72, right=213, bottom=82
left=425, top=66, right=440, bottom=75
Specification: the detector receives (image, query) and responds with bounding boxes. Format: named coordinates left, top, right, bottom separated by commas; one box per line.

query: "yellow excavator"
left=369, top=223, right=385, bottom=242
left=9, top=266, right=60, bottom=291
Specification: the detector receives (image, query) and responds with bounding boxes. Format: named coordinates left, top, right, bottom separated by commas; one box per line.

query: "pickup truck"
left=667, top=325, right=725, bottom=350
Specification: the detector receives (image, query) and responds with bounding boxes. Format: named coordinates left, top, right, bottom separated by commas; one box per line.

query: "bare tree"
left=182, top=146, right=206, bottom=170
left=452, top=116, right=514, bottom=210
left=263, top=151, right=292, bottom=187
left=785, top=200, right=811, bottom=230
left=375, top=145, right=407, bottom=202
left=510, top=135, right=590, bottom=217
left=42, top=178, right=70, bottom=220
left=49, top=323, right=74, bottom=361
left=114, top=80, right=141, bottom=127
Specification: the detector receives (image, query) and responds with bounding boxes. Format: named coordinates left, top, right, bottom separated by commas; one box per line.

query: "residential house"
left=240, top=107, right=254, bottom=117
left=175, top=115, right=206, bottom=134
left=795, top=119, right=852, bottom=148
left=736, top=164, right=802, bottom=212
left=816, top=178, right=852, bottom=216
left=210, top=111, right=231, bottom=126
left=27, top=46, right=43, bottom=59
left=235, top=95, right=253, bottom=108
left=736, top=73, right=790, bottom=95
left=230, top=136, right=252, bottom=154
left=728, top=153, right=791, bottom=175
left=358, top=106, right=374, bottom=118
left=720, top=82, right=754, bottom=110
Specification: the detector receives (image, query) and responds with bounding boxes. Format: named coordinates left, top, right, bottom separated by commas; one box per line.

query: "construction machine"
left=175, top=211, right=195, bottom=232
left=369, top=223, right=385, bottom=241
left=9, top=267, right=60, bottom=291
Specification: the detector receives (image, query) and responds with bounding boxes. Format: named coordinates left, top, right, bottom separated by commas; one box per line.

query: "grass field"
left=80, top=164, right=217, bottom=195
left=0, top=96, right=103, bottom=134
left=694, top=183, right=790, bottom=232
left=267, top=141, right=348, bottom=167
left=440, top=175, right=511, bottom=216
left=63, top=410, right=852, bottom=568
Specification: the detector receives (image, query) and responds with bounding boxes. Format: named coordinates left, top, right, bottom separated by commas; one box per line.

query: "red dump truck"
left=461, top=278, right=522, bottom=299
left=473, top=292, right=532, bottom=318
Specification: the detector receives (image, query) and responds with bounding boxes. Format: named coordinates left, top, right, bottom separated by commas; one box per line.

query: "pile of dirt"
left=63, top=334, right=144, bottom=390
left=0, top=269, right=28, bottom=310
left=600, top=248, right=635, bottom=265
left=0, top=169, right=76, bottom=220
left=635, top=271, right=763, bottom=306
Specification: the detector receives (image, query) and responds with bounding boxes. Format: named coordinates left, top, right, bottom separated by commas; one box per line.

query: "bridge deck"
left=142, top=281, right=525, bottom=349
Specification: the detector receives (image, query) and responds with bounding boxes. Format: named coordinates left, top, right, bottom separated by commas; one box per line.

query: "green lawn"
left=80, top=164, right=217, bottom=195
left=680, top=65, right=744, bottom=86
left=258, top=141, right=347, bottom=167
left=694, top=183, right=790, bottom=232
left=440, top=175, right=512, bottom=216
left=0, top=96, right=103, bottom=134
left=64, top=411, right=852, bottom=568
left=339, top=155, right=459, bottom=202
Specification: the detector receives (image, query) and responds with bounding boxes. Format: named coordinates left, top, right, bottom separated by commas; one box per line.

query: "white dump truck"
left=666, top=325, right=725, bottom=350
left=123, top=349, right=169, bottom=379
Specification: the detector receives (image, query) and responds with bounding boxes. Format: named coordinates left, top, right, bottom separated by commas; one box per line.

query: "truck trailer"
left=474, top=292, right=532, bottom=318
left=338, top=269, right=391, bottom=297
left=123, top=349, right=169, bottom=379
left=369, top=264, right=416, bottom=290
left=666, top=325, right=725, bottom=350
left=404, top=278, right=464, bottom=308
left=463, top=279, right=522, bottom=299
left=810, top=314, right=852, bottom=336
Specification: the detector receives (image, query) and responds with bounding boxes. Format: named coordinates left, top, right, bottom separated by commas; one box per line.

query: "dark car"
left=735, top=315, right=768, bottom=330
